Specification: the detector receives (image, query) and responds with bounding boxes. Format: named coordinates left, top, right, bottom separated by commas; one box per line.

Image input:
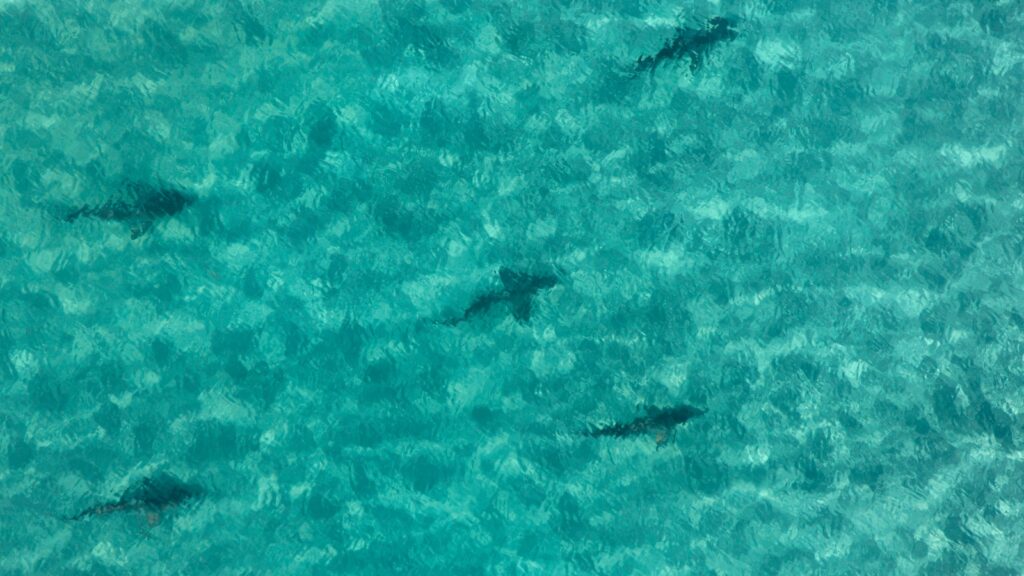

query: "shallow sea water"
left=2, top=0, right=1024, bottom=574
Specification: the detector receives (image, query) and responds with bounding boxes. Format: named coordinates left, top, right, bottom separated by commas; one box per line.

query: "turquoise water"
left=2, top=0, right=1023, bottom=573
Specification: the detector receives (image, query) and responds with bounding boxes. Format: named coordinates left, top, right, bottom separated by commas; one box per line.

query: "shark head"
left=127, top=473, right=204, bottom=511
left=645, top=404, right=705, bottom=427
left=131, top=183, right=196, bottom=218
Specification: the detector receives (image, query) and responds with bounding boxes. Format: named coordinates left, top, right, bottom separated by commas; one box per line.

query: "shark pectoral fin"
left=510, top=297, right=532, bottom=323
left=440, top=316, right=464, bottom=327
left=65, top=207, right=88, bottom=223
left=499, top=267, right=528, bottom=292
left=67, top=509, right=90, bottom=521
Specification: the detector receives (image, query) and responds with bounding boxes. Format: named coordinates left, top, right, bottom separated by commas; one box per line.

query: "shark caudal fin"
left=498, top=267, right=558, bottom=294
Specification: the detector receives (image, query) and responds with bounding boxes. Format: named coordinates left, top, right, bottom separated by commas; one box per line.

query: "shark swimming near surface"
left=444, top=267, right=559, bottom=326
left=64, top=181, right=195, bottom=239
left=585, top=404, right=705, bottom=446
left=635, top=16, right=738, bottom=74
left=68, top=473, right=203, bottom=523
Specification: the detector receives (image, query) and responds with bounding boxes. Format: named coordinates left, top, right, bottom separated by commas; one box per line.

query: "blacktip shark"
left=585, top=404, right=705, bottom=446
left=635, top=16, right=738, bottom=74
left=443, top=267, right=558, bottom=326
left=68, top=472, right=203, bottom=524
left=65, top=181, right=195, bottom=239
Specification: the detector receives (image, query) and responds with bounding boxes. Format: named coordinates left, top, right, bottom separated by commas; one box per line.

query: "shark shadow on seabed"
left=442, top=267, right=559, bottom=326
left=67, top=472, right=204, bottom=524
left=634, top=16, right=738, bottom=75
left=584, top=404, right=705, bottom=447
left=64, top=180, right=195, bottom=239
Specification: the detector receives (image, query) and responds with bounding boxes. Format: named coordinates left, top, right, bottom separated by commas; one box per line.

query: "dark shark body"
left=445, top=267, right=558, bottom=325
left=585, top=404, right=705, bottom=441
left=635, top=17, right=737, bottom=74
left=69, top=473, right=203, bottom=521
left=65, top=181, right=195, bottom=239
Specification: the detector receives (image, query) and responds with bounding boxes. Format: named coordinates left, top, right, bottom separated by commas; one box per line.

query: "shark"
left=635, top=16, right=738, bottom=74
left=444, top=267, right=558, bottom=326
left=585, top=404, right=705, bottom=446
left=64, top=181, right=195, bottom=239
left=68, top=473, right=203, bottom=523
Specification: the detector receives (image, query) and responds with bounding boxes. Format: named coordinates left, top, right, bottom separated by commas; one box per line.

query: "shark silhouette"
left=444, top=267, right=558, bottom=326
left=65, top=181, right=195, bottom=239
left=635, top=16, right=738, bottom=74
left=585, top=404, right=705, bottom=446
left=68, top=473, right=203, bottom=522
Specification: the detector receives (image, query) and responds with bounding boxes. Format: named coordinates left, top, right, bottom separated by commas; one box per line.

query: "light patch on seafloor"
left=108, top=391, right=134, bottom=409
left=822, top=51, right=857, bottom=80
left=138, top=370, right=161, bottom=388
left=401, top=273, right=456, bottom=312
left=691, top=197, right=731, bottom=220
left=784, top=200, right=829, bottom=223
left=527, top=217, right=558, bottom=239
left=257, top=329, right=287, bottom=365
left=860, top=110, right=901, bottom=137
left=992, top=42, right=1024, bottom=76
left=727, top=149, right=765, bottom=182
left=69, top=331, right=100, bottom=362
left=89, top=541, right=127, bottom=568
left=651, top=359, right=689, bottom=393
left=27, top=249, right=58, bottom=275
left=53, top=285, right=94, bottom=316
left=10, top=349, right=39, bottom=381
left=754, top=38, right=801, bottom=70
left=447, top=368, right=494, bottom=409
left=639, top=247, right=690, bottom=274
left=941, top=143, right=1007, bottom=167
left=530, top=345, right=576, bottom=378
left=198, top=385, right=255, bottom=422
left=159, top=218, right=196, bottom=241
left=255, top=474, right=282, bottom=510
left=867, top=64, right=903, bottom=98
left=892, top=288, right=933, bottom=318
left=232, top=300, right=274, bottom=328
left=841, top=359, right=870, bottom=388
left=744, top=444, right=771, bottom=466
left=445, top=235, right=470, bottom=260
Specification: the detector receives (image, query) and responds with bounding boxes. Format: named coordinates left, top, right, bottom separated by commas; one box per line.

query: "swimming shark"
left=585, top=404, right=705, bottom=446
left=68, top=473, right=203, bottom=522
left=64, top=181, right=195, bottom=239
left=444, top=267, right=558, bottom=326
left=635, top=16, right=738, bottom=74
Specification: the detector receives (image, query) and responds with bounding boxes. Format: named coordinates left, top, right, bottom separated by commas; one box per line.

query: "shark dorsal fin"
left=510, top=295, right=532, bottom=323
left=500, top=268, right=558, bottom=294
